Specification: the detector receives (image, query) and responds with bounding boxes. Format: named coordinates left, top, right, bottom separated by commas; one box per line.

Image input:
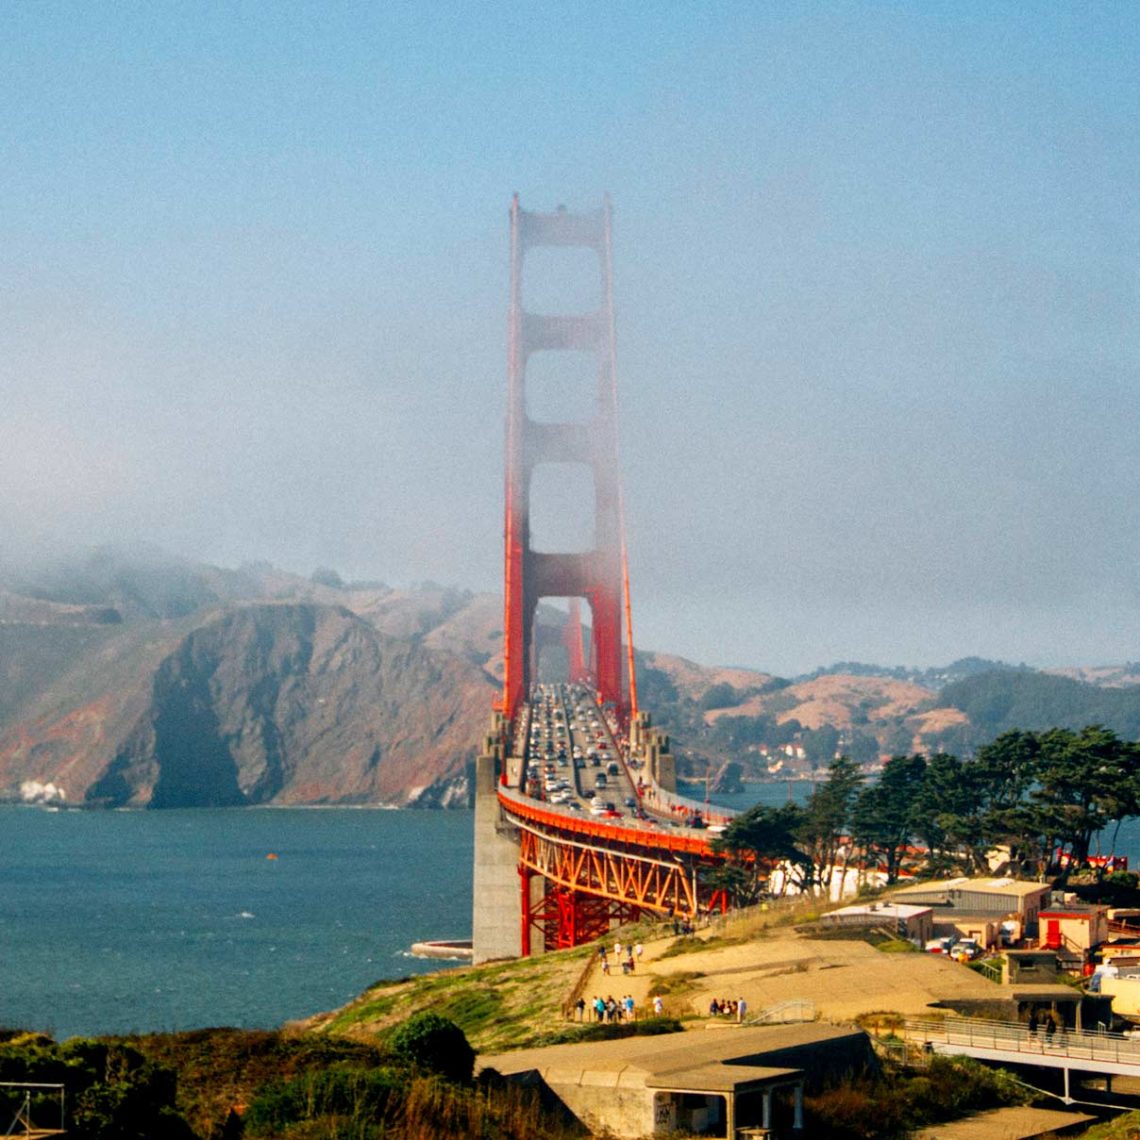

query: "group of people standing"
left=585, top=994, right=637, bottom=1022
left=598, top=940, right=642, bottom=976
left=709, top=997, right=747, bottom=1021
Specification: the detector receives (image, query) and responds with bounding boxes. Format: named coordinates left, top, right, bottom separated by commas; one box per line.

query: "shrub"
left=390, top=1012, right=475, bottom=1083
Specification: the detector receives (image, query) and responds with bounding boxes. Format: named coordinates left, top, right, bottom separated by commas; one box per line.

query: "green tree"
left=699, top=682, right=739, bottom=711
left=797, top=757, right=863, bottom=895
left=852, top=754, right=927, bottom=883
left=711, top=803, right=812, bottom=896
left=955, top=730, right=1042, bottom=874
left=1032, top=725, right=1140, bottom=870
left=909, top=752, right=974, bottom=871
left=803, top=725, right=841, bottom=769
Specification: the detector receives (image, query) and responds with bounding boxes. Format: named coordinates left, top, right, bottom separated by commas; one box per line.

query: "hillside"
left=3, top=547, right=1140, bottom=806
left=0, top=552, right=497, bottom=808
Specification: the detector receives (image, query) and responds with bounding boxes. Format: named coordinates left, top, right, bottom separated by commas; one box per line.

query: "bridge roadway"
left=907, top=1015, right=1140, bottom=1102
left=503, top=682, right=735, bottom=833
left=492, top=683, right=743, bottom=947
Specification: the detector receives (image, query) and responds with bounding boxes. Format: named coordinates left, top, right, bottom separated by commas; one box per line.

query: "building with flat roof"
left=1039, top=903, right=1109, bottom=962
left=479, top=1023, right=872, bottom=1138
left=891, top=877, right=1050, bottom=935
left=819, top=901, right=934, bottom=944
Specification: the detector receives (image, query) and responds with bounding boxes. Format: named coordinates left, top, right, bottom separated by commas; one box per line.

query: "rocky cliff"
left=0, top=554, right=495, bottom=808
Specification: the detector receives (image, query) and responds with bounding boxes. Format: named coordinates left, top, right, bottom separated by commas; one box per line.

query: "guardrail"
left=750, top=999, right=816, bottom=1025
left=904, top=1015, right=1140, bottom=1068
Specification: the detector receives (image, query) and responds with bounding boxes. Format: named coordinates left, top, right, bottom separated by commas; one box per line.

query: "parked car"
left=925, top=937, right=956, bottom=955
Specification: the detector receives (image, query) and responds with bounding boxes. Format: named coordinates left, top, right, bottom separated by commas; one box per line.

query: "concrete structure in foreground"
left=479, top=1023, right=872, bottom=1138
left=472, top=725, right=520, bottom=963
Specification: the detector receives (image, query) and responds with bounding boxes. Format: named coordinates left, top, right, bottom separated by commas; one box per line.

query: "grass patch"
left=1079, top=1109, right=1140, bottom=1139
left=524, top=1018, right=684, bottom=1049
left=659, top=935, right=720, bottom=959
left=805, top=1054, right=1030, bottom=1139
left=315, top=946, right=592, bottom=1053
left=876, top=939, right=920, bottom=954
left=648, top=971, right=705, bottom=997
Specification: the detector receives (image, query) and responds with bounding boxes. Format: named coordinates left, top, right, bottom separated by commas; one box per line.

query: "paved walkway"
left=911, top=1105, right=1095, bottom=1139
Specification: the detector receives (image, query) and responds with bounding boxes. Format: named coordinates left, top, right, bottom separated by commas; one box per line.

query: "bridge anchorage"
left=472, top=198, right=740, bottom=963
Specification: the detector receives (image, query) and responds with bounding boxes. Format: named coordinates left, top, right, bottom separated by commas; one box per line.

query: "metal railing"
left=904, top=1015, right=1140, bottom=1068
left=750, top=999, right=816, bottom=1025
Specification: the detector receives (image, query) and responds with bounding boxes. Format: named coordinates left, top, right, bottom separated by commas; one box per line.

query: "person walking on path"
left=653, top=995, right=664, bottom=1017
left=737, top=997, right=747, bottom=1023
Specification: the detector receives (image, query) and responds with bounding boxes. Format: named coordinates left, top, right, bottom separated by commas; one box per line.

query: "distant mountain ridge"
left=797, top=656, right=1034, bottom=689
left=1, top=548, right=1138, bottom=806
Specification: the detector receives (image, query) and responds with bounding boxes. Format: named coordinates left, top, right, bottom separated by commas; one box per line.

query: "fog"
left=3, top=5, right=1137, bottom=675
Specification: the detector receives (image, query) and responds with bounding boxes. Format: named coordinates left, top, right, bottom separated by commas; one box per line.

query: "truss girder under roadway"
left=516, top=819, right=700, bottom=919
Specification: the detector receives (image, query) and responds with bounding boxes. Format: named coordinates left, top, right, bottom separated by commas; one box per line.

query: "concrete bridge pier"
left=472, top=719, right=522, bottom=963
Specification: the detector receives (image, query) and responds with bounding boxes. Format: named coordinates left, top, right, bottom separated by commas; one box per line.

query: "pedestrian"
left=576, top=997, right=586, bottom=1021
left=653, top=995, right=664, bottom=1017
left=709, top=998, right=719, bottom=1017
left=594, top=996, right=605, bottom=1022
left=624, top=994, right=635, bottom=1021
left=635, top=942, right=643, bottom=961
left=614, top=940, right=622, bottom=958
left=602, top=956, right=610, bottom=975
left=738, top=997, right=747, bottom=1023
left=1045, top=1018, right=1056, bottom=1046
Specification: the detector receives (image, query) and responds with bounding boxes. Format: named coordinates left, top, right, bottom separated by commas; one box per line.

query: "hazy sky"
left=3, top=4, right=1137, bottom=675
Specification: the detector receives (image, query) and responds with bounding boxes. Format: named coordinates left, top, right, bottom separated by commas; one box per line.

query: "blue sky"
left=3, top=3, right=1138, bottom=675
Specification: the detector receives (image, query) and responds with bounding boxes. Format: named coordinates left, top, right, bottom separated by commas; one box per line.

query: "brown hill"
left=640, top=651, right=774, bottom=702
left=0, top=593, right=494, bottom=809
left=705, top=673, right=935, bottom=730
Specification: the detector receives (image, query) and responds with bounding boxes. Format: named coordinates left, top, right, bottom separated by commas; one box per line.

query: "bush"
left=389, top=1012, right=475, bottom=1083
left=244, top=1066, right=403, bottom=1136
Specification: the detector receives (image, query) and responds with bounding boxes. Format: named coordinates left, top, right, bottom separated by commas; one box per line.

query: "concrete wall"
left=472, top=746, right=522, bottom=963
left=543, top=1074, right=655, bottom=1139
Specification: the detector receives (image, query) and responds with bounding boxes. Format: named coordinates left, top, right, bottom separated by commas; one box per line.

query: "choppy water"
left=3, top=787, right=1137, bottom=1040
left=0, top=806, right=473, bottom=1039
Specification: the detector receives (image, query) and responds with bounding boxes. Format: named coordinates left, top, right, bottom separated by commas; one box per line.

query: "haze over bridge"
left=473, top=198, right=742, bottom=962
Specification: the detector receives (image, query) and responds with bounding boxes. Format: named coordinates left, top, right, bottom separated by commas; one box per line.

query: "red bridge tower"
left=501, top=195, right=627, bottom=721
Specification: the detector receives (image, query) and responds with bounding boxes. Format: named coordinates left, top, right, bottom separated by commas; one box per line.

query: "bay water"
left=0, top=806, right=473, bottom=1040
left=3, top=788, right=1138, bottom=1040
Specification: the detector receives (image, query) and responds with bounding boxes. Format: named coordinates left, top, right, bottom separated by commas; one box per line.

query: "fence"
left=903, top=1014, right=1140, bottom=1069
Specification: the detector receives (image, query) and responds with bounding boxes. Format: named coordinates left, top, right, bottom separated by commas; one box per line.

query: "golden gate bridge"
left=473, top=197, right=742, bottom=962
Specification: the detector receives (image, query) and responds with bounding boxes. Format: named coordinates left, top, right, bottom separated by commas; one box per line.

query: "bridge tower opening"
left=501, top=194, right=627, bottom=723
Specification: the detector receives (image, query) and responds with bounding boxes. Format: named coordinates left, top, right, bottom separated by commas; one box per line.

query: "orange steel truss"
left=516, top=821, right=700, bottom=921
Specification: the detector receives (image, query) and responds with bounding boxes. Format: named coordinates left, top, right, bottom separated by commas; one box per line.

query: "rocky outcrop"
left=710, top=760, right=744, bottom=796
left=0, top=602, right=494, bottom=808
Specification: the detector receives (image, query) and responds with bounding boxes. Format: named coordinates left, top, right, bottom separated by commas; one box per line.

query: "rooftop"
left=892, top=877, right=1051, bottom=900
left=824, top=902, right=932, bottom=920
left=479, top=1023, right=859, bottom=1090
